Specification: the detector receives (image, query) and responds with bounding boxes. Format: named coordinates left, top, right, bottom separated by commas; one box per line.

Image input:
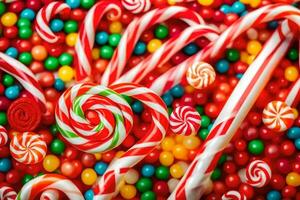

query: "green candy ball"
left=0, top=3, right=6, bottom=15
left=141, top=191, right=156, bottom=200
left=50, top=124, right=59, bottom=135
left=80, top=0, right=95, bottom=9
left=19, top=52, right=32, bottom=65
left=155, top=166, right=169, bottom=180
left=64, top=20, right=78, bottom=33
left=136, top=178, right=153, bottom=193
left=17, top=18, right=31, bottom=28
left=18, top=27, right=33, bottom=39
left=100, top=45, right=114, bottom=59
left=226, top=48, right=240, bottom=62
left=50, top=139, right=65, bottom=155
left=196, top=106, right=204, bottom=115
left=201, top=115, right=210, bottom=128
left=287, top=48, right=298, bottom=61
left=0, top=112, right=7, bottom=125
left=22, top=174, right=33, bottom=185
left=58, top=53, right=73, bottom=66
left=218, top=154, right=227, bottom=165
left=3, top=74, right=14, bottom=87
left=154, top=24, right=169, bottom=39
left=199, top=129, right=209, bottom=140
left=248, top=139, right=264, bottom=155
left=108, top=34, right=121, bottom=47
left=211, top=168, right=221, bottom=180
left=44, top=56, right=59, bottom=71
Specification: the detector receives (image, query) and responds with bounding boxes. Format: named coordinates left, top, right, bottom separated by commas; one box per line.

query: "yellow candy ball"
left=247, top=55, right=256, bottom=65
left=170, top=163, right=184, bottom=179
left=43, top=155, right=60, bottom=172
left=167, top=0, right=176, bottom=5
left=246, top=40, right=262, bottom=55
left=147, top=39, right=162, bottom=53
left=1, top=12, right=18, bottom=27
left=284, top=66, right=298, bottom=82
left=92, top=48, right=100, bottom=60
left=159, top=151, right=174, bottom=166
left=185, top=85, right=195, bottom=94
left=66, top=33, right=78, bottom=47
left=116, top=150, right=125, bottom=158
left=81, top=168, right=97, bottom=185
left=240, top=51, right=249, bottom=63
left=249, top=0, right=261, bottom=7
left=58, top=65, right=74, bottom=82
left=161, top=137, right=176, bottom=151
left=94, top=153, right=102, bottom=160
left=175, top=135, right=184, bottom=144
left=240, top=0, right=250, bottom=3
left=198, top=0, right=214, bottom=6
left=172, top=144, right=188, bottom=160
left=183, top=135, right=201, bottom=150
left=120, top=185, right=137, bottom=199
left=286, top=172, right=300, bottom=187
left=109, top=21, right=122, bottom=34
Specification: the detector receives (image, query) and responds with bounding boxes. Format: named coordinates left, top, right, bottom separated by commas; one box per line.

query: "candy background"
left=0, top=0, right=299, bottom=200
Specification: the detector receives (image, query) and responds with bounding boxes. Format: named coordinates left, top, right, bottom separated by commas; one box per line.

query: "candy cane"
left=17, top=174, right=84, bottom=200
left=122, top=0, right=151, bottom=14
left=0, top=186, right=17, bottom=200
left=114, top=25, right=218, bottom=85
left=285, top=78, right=300, bottom=107
left=0, top=125, right=8, bottom=146
left=0, top=53, right=46, bottom=109
left=150, top=4, right=300, bottom=95
left=40, top=189, right=59, bottom=200
left=169, top=19, right=298, bottom=200
left=74, top=0, right=122, bottom=81
left=100, top=6, right=204, bottom=85
left=35, top=2, right=71, bottom=43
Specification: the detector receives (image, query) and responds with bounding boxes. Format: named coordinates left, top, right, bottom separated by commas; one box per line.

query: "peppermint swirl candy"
left=121, top=0, right=151, bottom=14
left=40, top=189, right=59, bottom=200
left=245, top=160, right=272, bottom=188
left=0, top=125, right=8, bottom=146
left=262, top=101, right=294, bottom=132
left=10, top=132, right=47, bottom=164
left=222, top=190, right=247, bottom=200
left=169, top=106, right=201, bottom=135
left=186, top=62, right=216, bottom=89
left=0, top=186, right=17, bottom=200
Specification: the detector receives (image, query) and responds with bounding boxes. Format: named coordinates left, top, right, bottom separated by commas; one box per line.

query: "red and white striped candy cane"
left=114, top=25, right=219, bottom=85
left=35, top=2, right=71, bottom=43
left=122, top=0, right=151, bottom=14
left=0, top=53, right=46, bottom=109
left=93, top=83, right=169, bottom=199
left=17, top=174, right=84, bottom=200
left=150, top=4, right=300, bottom=95
left=74, top=0, right=122, bottom=81
left=168, top=19, right=298, bottom=200
left=222, top=191, right=247, bottom=200
left=100, top=6, right=204, bottom=85
left=0, top=125, right=8, bottom=146
left=0, top=186, right=17, bottom=200
left=285, top=78, right=300, bottom=107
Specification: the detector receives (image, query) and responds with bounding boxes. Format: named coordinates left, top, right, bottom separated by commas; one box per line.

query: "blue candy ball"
left=266, top=190, right=281, bottom=200
left=134, top=41, right=147, bottom=55
left=294, top=138, right=300, bottom=150
left=54, top=78, right=65, bottom=91
left=141, top=164, right=155, bottom=177
left=287, top=127, right=300, bottom=139
left=20, top=9, right=35, bottom=21
left=5, top=47, right=18, bottom=58
left=216, top=59, right=230, bottom=73
left=162, top=92, right=173, bottom=107
left=207, top=123, right=213, bottom=131
left=5, top=85, right=20, bottom=100
left=236, top=73, right=243, bottom=79
left=0, top=158, right=12, bottom=172
left=220, top=5, right=232, bottom=14
left=94, top=161, right=108, bottom=175
left=268, top=21, right=278, bottom=29
left=66, top=0, right=81, bottom=8
left=84, top=189, right=94, bottom=200
left=132, top=101, right=144, bottom=114
left=170, top=84, right=184, bottom=98
left=50, top=19, right=64, bottom=32
left=183, top=43, right=199, bottom=56
left=241, top=11, right=248, bottom=17
left=231, top=2, right=245, bottom=14
left=96, top=31, right=109, bottom=45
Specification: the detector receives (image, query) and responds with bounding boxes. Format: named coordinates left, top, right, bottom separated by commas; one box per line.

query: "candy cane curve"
left=0, top=125, right=8, bottom=146
left=150, top=4, right=300, bottom=95
left=0, top=53, right=46, bottom=109
left=35, top=2, right=71, bottom=43
left=100, top=6, right=205, bottom=85
left=17, top=174, right=84, bottom=200
left=114, top=24, right=219, bottom=85
left=93, top=83, right=169, bottom=199
left=0, top=186, right=17, bottom=200
left=74, top=0, right=122, bottom=81
left=285, top=78, right=300, bottom=107
left=168, top=19, right=298, bottom=200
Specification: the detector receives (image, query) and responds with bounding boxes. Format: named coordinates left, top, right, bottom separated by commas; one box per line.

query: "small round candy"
left=284, top=66, right=298, bottom=82
left=186, top=62, right=216, bottom=89
left=124, top=169, right=139, bottom=184
left=50, top=139, right=65, bottom=155
left=134, top=41, right=147, bottom=55
left=155, top=166, right=169, bottom=180
left=58, top=65, right=74, bottom=82
left=286, top=172, right=300, bottom=187
left=154, top=24, right=169, bottom=39
left=170, top=163, right=184, bottom=178
left=161, top=137, right=175, bottom=151
left=120, top=185, right=137, bottom=199
left=94, top=161, right=108, bottom=175
left=246, top=40, right=262, bottom=55
left=65, top=33, right=78, bottom=47
left=295, top=138, right=300, bottom=150
left=172, top=144, right=188, bottom=160
left=141, top=191, right=156, bottom=200
left=81, top=168, right=97, bottom=185
left=170, top=85, right=184, bottom=98
left=216, top=59, right=230, bottom=73
left=5, top=85, right=20, bottom=100
left=267, top=190, right=281, bottom=200
left=43, top=154, right=60, bottom=172
left=59, top=53, right=73, bottom=66
left=198, top=0, right=214, bottom=6
left=1, top=12, right=18, bottom=27
left=231, top=1, right=246, bottom=14
left=44, top=56, right=59, bottom=71
left=80, top=0, right=95, bottom=9
left=5, top=47, right=18, bottom=58
left=136, top=177, right=152, bottom=192
left=84, top=189, right=94, bottom=200
left=248, top=139, right=264, bottom=155
left=0, top=158, right=11, bottom=172
left=19, top=26, right=33, bottom=39
left=287, top=48, right=298, bottom=61
left=183, top=135, right=201, bottom=150
left=141, top=164, right=155, bottom=177
left=183, top=43, right=199, bottom=55
left=159, top=151, right=174, bottom=166
left=64, top=20, right=78, bottom=33
left=108, top=33, right=121, bottom=47
left=50, top=19, right=64, bottom=32
left=147, top=39, right=162, bottom=53
left=262, top=101, right=294, bottom=132
left=20, top=9, right=35, bottom=21
left=66, top=0, right=81, bottom=8
left=2, top=74, right=14, bottom=87
left=19, top=52, right=32, bottom=65
left=54, top=78, right=65, bottom=91
left=109, top=21, right=122, bottom=34
left=31, top=45, right=47, bottom=61
left=226, top=48, right=240, bottom=62
left=100, top=45, right=114, bottom=59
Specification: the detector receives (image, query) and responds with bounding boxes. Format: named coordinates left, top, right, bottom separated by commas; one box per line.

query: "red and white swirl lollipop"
left=122, top=0, right=151, bottom=14
left=10, top=132, right=47, bottom=165
left=40, top=189, right=59, bottom=200
left=169, top=106, right=201, bottom=136
left=245, top=160, right=272, bottom=188
left=222, top=190, right=247, bottom=200
left=262, top=101, right=295, bottom=132
left=186, top=62, right=216, bottom=89
left=0, top=126, right=8, bottom=146
left=0, top=186, right=17, bottom=200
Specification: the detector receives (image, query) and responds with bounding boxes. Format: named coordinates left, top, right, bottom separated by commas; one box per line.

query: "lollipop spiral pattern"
left=222, top=190, right=247, bottom=200
left=186, top=62, right=216, bottom=89
left=122, top=0, right=151, bottom=13
left=262, top=101, right=295, bottom=132
left=169, top=106, right=201, bottom=136
left=10, top=132, right=47, bottom=165
left=245, top=160, right=272, bottom=188
left=0, top=186, right=17, bottom=200
left=40, top=189, right=59, bottom=200
left=0, top=125, right=8, bottom=146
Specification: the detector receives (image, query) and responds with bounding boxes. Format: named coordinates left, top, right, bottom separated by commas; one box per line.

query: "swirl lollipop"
left=186, top=62, right=216, bottom=89
left=40, top=189, right=59, bottom=200
left=0, top=126, right=8, bottom=146
left=222, top=191, right=247, bottom=200
left=0, top=186, right=17, bottom=200
left=10, top=132, right=47, bottom=165
left=122, top=0, right=151, bottom=13
left=245, top=160, right=272, bottom=188
left=262, top=101, right=295, bottom=132
left=169, top=106, right=201, bottom=136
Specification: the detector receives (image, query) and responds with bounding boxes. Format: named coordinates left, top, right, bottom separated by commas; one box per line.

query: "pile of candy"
left=0, top=0, right=299, bottom=199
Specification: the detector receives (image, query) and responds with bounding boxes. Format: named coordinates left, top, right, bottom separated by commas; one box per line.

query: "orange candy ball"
left=31, top=45, right=48, bottom=61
